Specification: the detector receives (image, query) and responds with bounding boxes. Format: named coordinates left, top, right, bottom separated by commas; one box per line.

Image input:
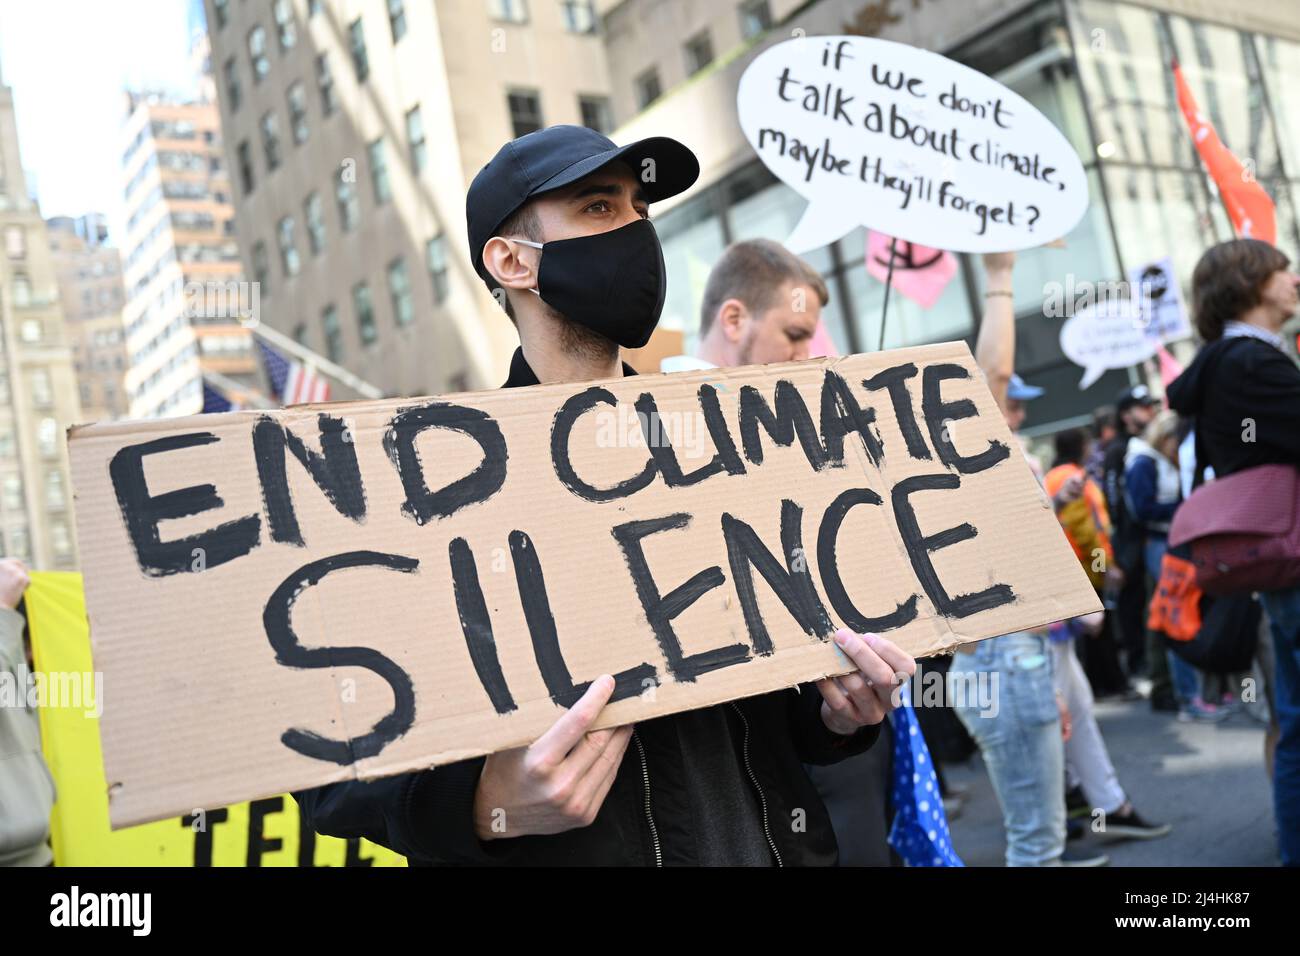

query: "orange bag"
left=1147, top=551, right=1202, bottom=642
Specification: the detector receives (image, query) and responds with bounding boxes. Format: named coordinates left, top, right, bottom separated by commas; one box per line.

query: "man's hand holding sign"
left=817, top=628, right=915, bottom=735
left=473, top=627, right=914, bottom=841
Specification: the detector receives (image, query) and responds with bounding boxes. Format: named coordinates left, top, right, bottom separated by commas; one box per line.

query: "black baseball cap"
left=1115, top=383, right=1160, bottom=414
left=466, top=124, right=700, bottom=290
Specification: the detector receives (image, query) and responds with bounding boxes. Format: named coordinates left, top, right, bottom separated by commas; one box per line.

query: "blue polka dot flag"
left=887, top=688, right=963, bottom=867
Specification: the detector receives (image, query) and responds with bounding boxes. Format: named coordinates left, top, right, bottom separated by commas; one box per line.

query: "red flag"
left=1172, top=58, right=1276, bottom=245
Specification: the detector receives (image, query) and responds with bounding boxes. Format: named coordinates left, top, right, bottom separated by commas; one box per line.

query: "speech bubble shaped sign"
left=1060, top=297, right=1157, bottom=389
left=737, top=36, right=1089, bottom=253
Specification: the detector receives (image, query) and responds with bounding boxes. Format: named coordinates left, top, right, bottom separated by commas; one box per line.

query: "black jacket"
left=1166, top=335, right=1300, bottom=479
left=293, top=348, right=879, bottom=866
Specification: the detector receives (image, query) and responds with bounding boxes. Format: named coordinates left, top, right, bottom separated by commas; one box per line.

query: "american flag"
left=202, top=381, right=236, bottom=413
left=258, top=340, right=331, bottom=405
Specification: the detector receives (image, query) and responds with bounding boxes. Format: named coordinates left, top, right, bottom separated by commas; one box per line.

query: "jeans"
left=1259, top=585, right=1300, bottom=867
left=1168, top=648, right=1203, bottom=705
left=951, top=632, right=1065, bottom=866
left=1052, top=640, right=1127, bottom=815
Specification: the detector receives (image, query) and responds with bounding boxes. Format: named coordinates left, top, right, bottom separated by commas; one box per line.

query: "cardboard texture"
left=68, top=342, right=1100, bottom=828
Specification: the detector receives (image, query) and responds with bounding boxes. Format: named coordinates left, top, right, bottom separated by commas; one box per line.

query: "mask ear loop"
left=500, top=237, right=543, bottom=295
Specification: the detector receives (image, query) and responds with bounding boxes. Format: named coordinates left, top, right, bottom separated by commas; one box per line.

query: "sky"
left=0, top=0, right=202, bottom=242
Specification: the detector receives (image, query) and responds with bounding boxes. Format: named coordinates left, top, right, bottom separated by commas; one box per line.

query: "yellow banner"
left=26, top=572, right=406, bottom=866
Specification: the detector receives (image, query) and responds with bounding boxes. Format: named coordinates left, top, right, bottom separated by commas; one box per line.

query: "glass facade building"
left=652, top=0, right=1300, bottom=433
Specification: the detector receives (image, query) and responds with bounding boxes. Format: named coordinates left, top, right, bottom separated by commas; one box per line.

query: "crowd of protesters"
left=958, top=237, right=1297, bottom=867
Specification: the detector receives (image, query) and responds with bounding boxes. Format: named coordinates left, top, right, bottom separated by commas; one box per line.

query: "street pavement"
left=943, top=696, right=1279, bottom=866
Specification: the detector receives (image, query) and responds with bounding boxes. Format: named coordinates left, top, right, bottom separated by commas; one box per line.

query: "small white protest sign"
left=1060, top=297, right=1156, bottom=389
left=1129, top=256, right=1192, bottom=343
left=737, top=36, right=1089, bottom=253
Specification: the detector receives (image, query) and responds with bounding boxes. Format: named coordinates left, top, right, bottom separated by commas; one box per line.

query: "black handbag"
left=1163, top=588, right=1260, bottom=673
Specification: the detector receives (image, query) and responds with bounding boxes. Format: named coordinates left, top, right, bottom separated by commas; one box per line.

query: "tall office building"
left=120, top=31, right=260, bottom=419
left=204, top=0, right=614, bottom=394
left=47, top=214, right=130, bottom=424
left=0, top=60, right=81, bottom=569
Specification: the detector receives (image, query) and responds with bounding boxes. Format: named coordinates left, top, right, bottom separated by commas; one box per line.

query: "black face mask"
left=514, top=218, right=666, bottom=349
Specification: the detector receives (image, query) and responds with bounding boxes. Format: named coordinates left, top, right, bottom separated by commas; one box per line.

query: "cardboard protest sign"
left=866, top=231, right=959, bottom=309
left=737, top=36, right=1088, bottom=253
left=25, top=573, right=404, bottom=866
left=69, top=342, right=1099, bottom=828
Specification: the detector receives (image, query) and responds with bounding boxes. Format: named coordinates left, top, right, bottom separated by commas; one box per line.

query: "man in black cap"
left=1101, top=384, right=1168, bottom=706
left=294, top=125, right=914, bottom=866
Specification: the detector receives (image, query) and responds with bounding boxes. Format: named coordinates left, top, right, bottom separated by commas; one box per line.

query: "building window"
left=335, top=168, right=359, bottom=231
left=19, top=318, right=41, bottom=342
left=388, top=0, right=407, bottom=42
left=560, top=0, right=596, bottom=33
left=13, top=274, right=31, bottom=307
left=368, top=138, right=391, bottom=204
left=684, top=30, right=713, bottom=75
left=287, top=81, right=309, bottom=144
left=30, top=369, right=52, bottom=407
left=388, top=258, right=413, bottom=326
left=634, top=68, right=661, bottom=110
left=273, top=0, right=296, bottom=51
left=260, top=111, right=282, bottom=171
left=248, top=25, right=269, bottom=83
left=322, top=304, right=341, bottom=362
left=490, top=0, right=528, bottom=24
left=405, top=106, right=427, bottom=173
left=223, top=57, right=242, bottom=112
left=309, top=0, right=321, bottom=16
left=739, top=0, right=772, bottom=39
left=51, top=521, right=72, bottom=557
left=46, top=471, right=65, bottom=509
left=277, top=216, right=300, bottom=276
left=4, top=225, right=24, bottom=258
left=38, top=418, right=58, bottom=457
left=304, top=191, right=326, bottom=255
left=578, top=94, right=611, bottom=133
left=426, top=234, right=449, bottom=303
left=353, top=282, right=376, bottom=345
left=349, top=18, right=369, bottom=82
left=508, top=89, right=542, bottom=137
left=2, top=475, right=23, bottom=511
left=237, top=139, right=255, bottom=193
left=253, top=240, right=271, bottom=296
left=214, top=0, right=229, bottom=29
left=316, top=54, right=337, bottom=116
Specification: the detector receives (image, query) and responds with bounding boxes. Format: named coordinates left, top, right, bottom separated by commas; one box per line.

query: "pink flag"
left=807, top=320, right=840, bottom=358
left=865, top=231, right=958, bottom=309
left=1157, top=344, right=1184, bottom=396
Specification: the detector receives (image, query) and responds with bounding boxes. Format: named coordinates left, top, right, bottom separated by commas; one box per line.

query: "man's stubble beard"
left=549, top=301, right=620, bottom=365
